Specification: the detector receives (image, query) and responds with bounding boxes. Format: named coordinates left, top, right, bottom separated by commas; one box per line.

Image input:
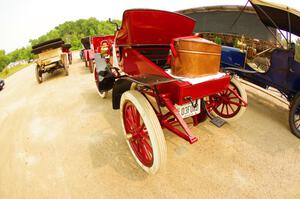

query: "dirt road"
left=0, top=53, right=300, bottom=199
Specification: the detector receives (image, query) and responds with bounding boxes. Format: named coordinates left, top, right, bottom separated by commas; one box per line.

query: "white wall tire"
left=209, top=77, right=247, bottom=121
left=120, top=90, right=167, bottom=174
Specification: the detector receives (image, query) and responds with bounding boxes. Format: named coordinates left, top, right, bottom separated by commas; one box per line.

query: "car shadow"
left=88, top=94, right=148, bottom=180
left=247, top=91, right=289, bottom=128
left=88, top=128, right=148, bottom=181
left=230, top=90, right=300, bottom=155
left=41, top=69, right=67, bottom=82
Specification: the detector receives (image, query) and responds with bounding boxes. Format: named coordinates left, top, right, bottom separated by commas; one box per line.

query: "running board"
left=240, top=79, right=289, bottom=106
left=201, top=100, right=226, bottom=128
left=210, top=117, right=226, bottom=128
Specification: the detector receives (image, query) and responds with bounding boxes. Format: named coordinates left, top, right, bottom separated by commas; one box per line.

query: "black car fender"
left=112, top=79, right=132, bottom=110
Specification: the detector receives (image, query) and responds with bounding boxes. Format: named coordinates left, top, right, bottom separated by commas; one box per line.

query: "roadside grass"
left=0, top=63, right=31, bottom=79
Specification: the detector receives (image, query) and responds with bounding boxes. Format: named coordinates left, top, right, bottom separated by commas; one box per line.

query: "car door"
left=287, top=52, right=300, bottom=93
left=266, top=49, right=290, bottom=89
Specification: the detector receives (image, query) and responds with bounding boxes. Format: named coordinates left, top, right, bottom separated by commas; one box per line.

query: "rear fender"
left=112, top=79, right=132, bottom=109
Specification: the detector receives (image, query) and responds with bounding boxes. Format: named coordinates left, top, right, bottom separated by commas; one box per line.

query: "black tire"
left=32, top=38, right=62, bottom=49
left=289, top=93, right=300, bottom=138
left=31, top=40, right=64, bottom=54
left=80, top=50, right=84, bottom=60
left=35, top=65, right=43, bottom=84
left=61, top=53, right=69, bottom=76
left=69, top=57, right=72, bottom=65
left=0, top=80, right=4, bottom=90
left=0, top=82, right=3, bottom=91
left=65, top=67, right=69, bottom=76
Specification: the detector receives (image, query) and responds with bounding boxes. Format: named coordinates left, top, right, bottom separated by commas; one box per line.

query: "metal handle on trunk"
left=184, top=96, right=198, bottom=108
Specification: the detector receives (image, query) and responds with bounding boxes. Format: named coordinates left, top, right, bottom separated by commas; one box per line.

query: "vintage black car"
left=210, top=0, right=300, bottom=138
left=181, top=0, right=300, bottom=138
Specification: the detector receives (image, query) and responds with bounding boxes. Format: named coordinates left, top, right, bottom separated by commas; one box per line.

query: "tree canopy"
left=0, top=17, right=120, bottom=72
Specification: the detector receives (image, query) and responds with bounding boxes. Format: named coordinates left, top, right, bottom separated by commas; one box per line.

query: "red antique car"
left=81, top=37, right=94, bottom=73
left=81, top=36, right=114, bottom=74
left=92, top=35, right=114, bottom=97
left=62, top=44, right=72, bottom=65
left=94, top=9, right=248, bottom=174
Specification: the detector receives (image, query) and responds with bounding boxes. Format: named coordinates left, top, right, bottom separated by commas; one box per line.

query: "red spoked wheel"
left=124, top=102, right=154, bottom=167
left=120, top=90, right=166, bottom=174
left=206, top=77, right=247, bottom=121
left=88, top=59, right=94, bottom=73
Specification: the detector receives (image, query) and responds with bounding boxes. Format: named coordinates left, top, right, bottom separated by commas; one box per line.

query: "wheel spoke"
left=228, top=103, right=235, bottom=113
left=221, top=104, right=225, bottom=114
left=137, top=123, right=145, bottom=134
left=126, top=106, right=134, bottom=125
left=125, top=117, right=134, bottom=133
left=227, top=101, right=241, bottom=107
left=125, top=109, right=135, bottom=131
left=228, top=96, right=239, bottom=100
left=214, top=100, right=222, bottom=109
left=296, top=123, right=300, bottom=130
left=130, top=140, right=139, bottom=153
left=226, top=104, right=229, bottom=115
left=225, top=88, right=231, bottom=96
left=141, top=139, right=153, bottom=162
left=125, top=117, right=132, bottom=127
left=137, top=140, right=150, bottom=162
left=132, top=106, right=141, bottom=127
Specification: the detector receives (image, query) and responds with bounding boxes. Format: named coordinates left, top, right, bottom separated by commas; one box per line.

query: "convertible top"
left=250, top=0, right=300, bottom=36
left=116, top=9, right=196, bottom=46
left=81, top=37, right=91, bottom=49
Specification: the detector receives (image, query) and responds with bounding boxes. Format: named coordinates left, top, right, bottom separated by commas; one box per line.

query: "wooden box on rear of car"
left=171, top=37, right=221, bottom=77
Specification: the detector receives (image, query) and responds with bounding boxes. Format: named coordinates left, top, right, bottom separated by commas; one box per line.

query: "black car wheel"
left=35, top=65, right=43, bottom=84
left=0, top=80, right=4, bottom=91
left=289, top=93, right=300, bottom=138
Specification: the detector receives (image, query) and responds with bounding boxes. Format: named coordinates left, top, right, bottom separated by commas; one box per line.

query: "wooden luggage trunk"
left=171, top=37, right=221, bottom=77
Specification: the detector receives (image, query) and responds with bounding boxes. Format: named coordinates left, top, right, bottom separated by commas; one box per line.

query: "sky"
left=1, top=0, right=300, bottom=53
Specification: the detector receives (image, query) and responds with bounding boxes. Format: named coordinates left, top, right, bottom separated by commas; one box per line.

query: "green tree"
left=0, top=50, right=10, bottom=72
left=29, top=18, right=120, bottom=51
left=1, top=17, right=121, bottom=72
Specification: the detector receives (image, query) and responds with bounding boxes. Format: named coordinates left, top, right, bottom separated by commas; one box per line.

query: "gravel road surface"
left=0, top=53, right=299, bottom=199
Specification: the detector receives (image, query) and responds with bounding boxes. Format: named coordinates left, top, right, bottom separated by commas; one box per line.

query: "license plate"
left=175, top=99, right=201, bottom=119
